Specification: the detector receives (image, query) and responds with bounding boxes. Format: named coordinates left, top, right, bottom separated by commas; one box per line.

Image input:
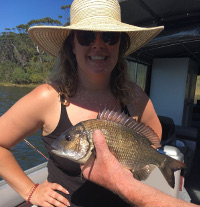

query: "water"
left=0, top=85, right=48, bottom=177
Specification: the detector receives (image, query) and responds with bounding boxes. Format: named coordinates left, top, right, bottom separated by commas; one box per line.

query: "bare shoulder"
left=26, top=84, right=59, bottom=103
left=0, top=84, right=61, bottom=148
left=20, top=83, right=61, bottom=123
left=2, top=83, right=60, bottom=126
left=129, top=82, right=149, bottom=101
left=127, top=83, right=149, bottom=117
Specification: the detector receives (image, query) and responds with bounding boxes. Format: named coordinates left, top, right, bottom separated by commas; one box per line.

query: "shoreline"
left=0, top=82, right=39, bottom=88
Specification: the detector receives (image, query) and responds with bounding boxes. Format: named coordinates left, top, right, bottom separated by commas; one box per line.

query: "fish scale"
left=51, top=109, right=186, bottom=188
left=84, top=119, right=155, bottom=169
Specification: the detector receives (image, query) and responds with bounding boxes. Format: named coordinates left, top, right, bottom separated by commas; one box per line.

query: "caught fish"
left=51, top=109, right=186, bottom=188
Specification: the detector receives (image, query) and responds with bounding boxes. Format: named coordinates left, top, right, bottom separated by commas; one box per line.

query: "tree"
left=16, top=24, right=29, bottom=34
left=0, top=31, right=56, bottom=84
left=0, top=1, right=72, bottom=85
left=61, top=5, right=71, bottom=24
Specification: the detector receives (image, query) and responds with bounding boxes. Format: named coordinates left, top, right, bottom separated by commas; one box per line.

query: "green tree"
left=12, top=67, right=30, bottom=84
left=16, top=24, right=29, bottom=33
left=61, top=5, right=71, bottom=24
left=0, top=2, right=73, bottom=85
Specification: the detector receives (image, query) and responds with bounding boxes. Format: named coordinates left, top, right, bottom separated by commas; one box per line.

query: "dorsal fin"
left=97, top=108, right=161, bottom=148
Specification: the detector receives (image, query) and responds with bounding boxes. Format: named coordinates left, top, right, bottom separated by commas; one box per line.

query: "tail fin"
left=160, top=156, right=186, bottom=188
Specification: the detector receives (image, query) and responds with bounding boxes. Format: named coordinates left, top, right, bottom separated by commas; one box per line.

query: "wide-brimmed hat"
left=28, top=0, right=164, bottom=57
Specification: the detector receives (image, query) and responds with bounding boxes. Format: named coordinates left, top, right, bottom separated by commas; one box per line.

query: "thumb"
left=92, top=129, right=109, bottom=155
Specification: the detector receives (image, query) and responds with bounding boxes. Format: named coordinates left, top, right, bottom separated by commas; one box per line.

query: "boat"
left=120, top=0, right=200, bottom=204
left=0, top=148, right=191, bottom=207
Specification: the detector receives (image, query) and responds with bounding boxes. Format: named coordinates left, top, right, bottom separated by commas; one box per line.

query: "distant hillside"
left=0, top=5, right=71, bottom=85
left=0, top=32, right=56, bottom=84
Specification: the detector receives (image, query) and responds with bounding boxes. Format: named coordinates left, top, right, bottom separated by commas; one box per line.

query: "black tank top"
left=42, top=104, right=131, bottom=207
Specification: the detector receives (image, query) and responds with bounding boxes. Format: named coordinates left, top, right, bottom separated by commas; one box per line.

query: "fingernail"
left=95, top=129, right=102, bottom=135
left=66, top=190, right=70, bottom=194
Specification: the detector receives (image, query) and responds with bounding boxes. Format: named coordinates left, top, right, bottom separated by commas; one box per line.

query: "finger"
left=93, top=130, right=118, bottom=163
left=48, top=193, right=70, bottom=207
left=49, top=192, right=70, bottom=207
left=92, top=129, right=109, bottom=154
left=51, top=183, right=70, bottom=195
left=42, top=201, right=55, bottom=207
left=48, top=183, right=70, bottom=206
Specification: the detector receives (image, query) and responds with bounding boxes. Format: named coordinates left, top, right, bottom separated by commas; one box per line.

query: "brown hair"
left=48, top=31, right=133, bottom=105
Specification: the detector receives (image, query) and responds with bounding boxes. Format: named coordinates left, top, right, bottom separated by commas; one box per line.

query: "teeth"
left=90, top=56, right=106, bottom=60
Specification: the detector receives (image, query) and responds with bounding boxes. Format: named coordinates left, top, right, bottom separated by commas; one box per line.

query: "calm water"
left=0, top=85, right=48, bottom=176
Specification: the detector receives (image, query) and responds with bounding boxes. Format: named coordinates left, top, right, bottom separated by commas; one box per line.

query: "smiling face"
left=72, top=31, right=120, bottom=76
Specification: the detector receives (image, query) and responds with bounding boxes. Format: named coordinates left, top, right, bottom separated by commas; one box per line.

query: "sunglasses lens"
left=76, top=31, right=120, bottom=46
left=76, top=31, right=95, bottom=46
left=102, top=32, right=120, bottom=45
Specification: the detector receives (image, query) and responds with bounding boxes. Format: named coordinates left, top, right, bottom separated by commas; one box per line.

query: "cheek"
left=73, top=42, right=77, bottom=55
left=111, top=44, right=120, bottom=64
left=73, top=40, right=86, bottom=59
left=73, top=42, right=84, bottom=66
left=73, top=37, right=81, bottom=55
left=73, top=47, right=86, bottom=68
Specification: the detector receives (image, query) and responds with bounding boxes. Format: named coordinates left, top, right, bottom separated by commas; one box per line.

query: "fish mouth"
left=51, top=149, right=67, bottom=158
left=51, top=142, right=68, bottom=158
left=51, top=140, right=88, bottom=161
left=51, top=141, right=62, bottom=151
left=51, top=148, right=88, bottom=161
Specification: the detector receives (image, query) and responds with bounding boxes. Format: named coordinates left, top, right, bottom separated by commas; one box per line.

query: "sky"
left=0, top=0, right=73, bottom=33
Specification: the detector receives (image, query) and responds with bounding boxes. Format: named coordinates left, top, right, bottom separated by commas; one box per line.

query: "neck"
left=77, top=70, right=111, bottom=93
left=70, top=70, right=119, bottom=111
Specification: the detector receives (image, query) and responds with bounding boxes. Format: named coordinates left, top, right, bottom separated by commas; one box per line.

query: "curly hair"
left=47, top=31, right=133, bottom=105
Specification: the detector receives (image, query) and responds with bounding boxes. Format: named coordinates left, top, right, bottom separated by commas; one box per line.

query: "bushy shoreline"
left=0, top=82, right=39, bottom=88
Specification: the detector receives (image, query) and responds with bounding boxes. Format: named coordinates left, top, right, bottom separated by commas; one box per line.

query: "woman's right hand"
left=30, top=180, right=70, bottom=207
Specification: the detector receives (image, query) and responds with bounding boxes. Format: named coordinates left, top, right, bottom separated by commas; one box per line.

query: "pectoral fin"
left=131, top=165, right=156, bottom=181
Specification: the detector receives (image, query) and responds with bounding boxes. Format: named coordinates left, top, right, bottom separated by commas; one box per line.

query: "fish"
left=51, top=108, right=186, bottom=188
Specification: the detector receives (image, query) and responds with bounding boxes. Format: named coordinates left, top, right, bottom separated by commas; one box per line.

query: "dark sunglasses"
left=76, top=30, right=121, bottom=46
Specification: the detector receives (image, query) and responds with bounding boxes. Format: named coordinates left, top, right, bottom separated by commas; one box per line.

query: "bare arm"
left=0, top=84, right=69, bottom=206
left=82, top=130, right=198, bottom=207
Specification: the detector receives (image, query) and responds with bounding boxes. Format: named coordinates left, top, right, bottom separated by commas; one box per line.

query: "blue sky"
left=0, top=0, right=73, bottom=33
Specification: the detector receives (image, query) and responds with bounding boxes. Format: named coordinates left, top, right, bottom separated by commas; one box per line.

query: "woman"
left=0, top=0, right=163, bottom=206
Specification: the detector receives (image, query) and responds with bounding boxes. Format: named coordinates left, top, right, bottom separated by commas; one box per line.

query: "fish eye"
left=65, top=134, right=71, bottom=141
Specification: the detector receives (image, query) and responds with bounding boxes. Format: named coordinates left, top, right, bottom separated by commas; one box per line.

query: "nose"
left=92, top=32, right=105, bottom=48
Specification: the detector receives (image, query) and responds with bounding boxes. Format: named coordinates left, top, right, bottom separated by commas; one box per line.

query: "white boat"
left=0, top=147, right=192, bottom=207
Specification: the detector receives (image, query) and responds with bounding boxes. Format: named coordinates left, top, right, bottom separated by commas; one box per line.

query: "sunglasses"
left=76, top=30, right=121, bottom=46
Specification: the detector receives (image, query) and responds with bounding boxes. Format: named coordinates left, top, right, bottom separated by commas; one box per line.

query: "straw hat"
left=28, top=0, right=164, bottom=57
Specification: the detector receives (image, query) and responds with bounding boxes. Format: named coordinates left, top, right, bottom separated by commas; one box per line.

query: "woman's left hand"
left=30, top=180, right=70, bottom=207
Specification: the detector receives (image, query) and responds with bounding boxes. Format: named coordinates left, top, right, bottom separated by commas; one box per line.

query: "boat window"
left=126, top=60, right=148, bottom=91
left=194, top=75, right=200, bottom=105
